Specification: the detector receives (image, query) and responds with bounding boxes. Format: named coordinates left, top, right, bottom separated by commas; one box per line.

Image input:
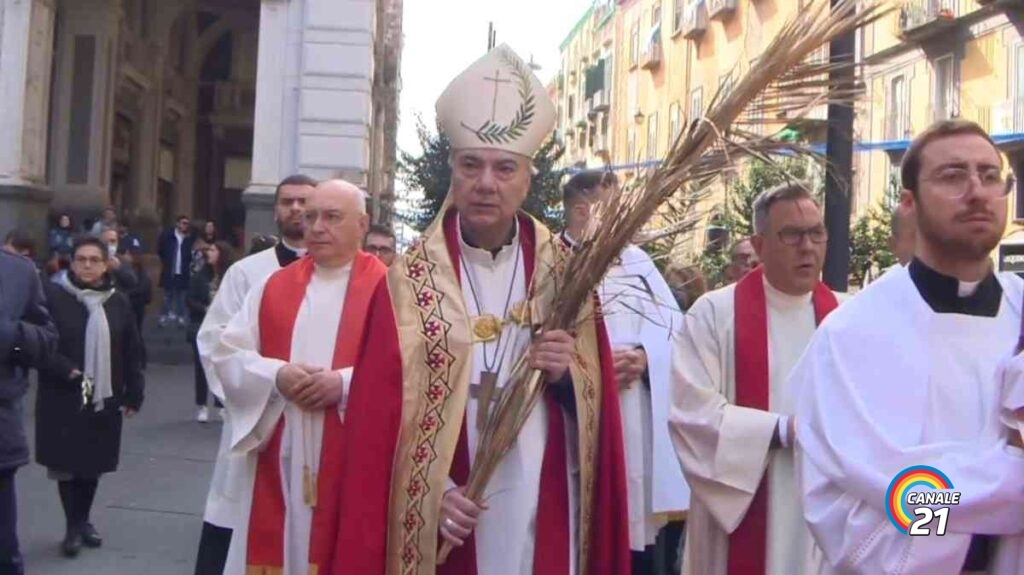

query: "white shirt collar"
left=281, top=238, right=307, bottom=256
left=457, top=214, right=520, bottom=267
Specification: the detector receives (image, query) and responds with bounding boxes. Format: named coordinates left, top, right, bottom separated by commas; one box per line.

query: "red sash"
left=247, top=253, right=387, bottom=574
left=728, top=266, right=838, bottom=575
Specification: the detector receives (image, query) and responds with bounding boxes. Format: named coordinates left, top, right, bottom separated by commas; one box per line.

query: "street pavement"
left=18, top=363, right=219, bottom=574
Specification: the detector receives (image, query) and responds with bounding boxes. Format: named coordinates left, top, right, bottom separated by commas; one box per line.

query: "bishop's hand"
left=439, top=486, right=487, bottom=548
left=275, top=363, right=322, bottom=402
left=529, top=330, right=575, bottom=384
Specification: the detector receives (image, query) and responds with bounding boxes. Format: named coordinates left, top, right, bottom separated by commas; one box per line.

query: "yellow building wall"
left=554, top=0, right=1024, bottom=265
left=854, top=6, right=1022, bottom=244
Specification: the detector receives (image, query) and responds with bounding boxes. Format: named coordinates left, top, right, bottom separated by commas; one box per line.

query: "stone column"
left=48, top=0, right=119, bottom=215
left=0, top=0, right=56, bottom=244
left=243, top=0, right=376, bottom=240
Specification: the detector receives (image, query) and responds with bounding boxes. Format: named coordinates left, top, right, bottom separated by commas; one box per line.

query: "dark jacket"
left=186, top=266, right=217, bottom=330
left=125, top=264, right=153, bottom=323
left=0, top=251, right=58, bottom=469
left=48, top=227, right=74, bottom=259
left=36, top=277, right=144, bottom=476
left=157, top=228, right=194, bottom=288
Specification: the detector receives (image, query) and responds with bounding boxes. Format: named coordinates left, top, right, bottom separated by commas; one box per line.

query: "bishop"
left=332, top=44, right=631, bottom=575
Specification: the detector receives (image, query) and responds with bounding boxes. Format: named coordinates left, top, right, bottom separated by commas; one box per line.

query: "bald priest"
left=331, top=44, right=631, bottom=575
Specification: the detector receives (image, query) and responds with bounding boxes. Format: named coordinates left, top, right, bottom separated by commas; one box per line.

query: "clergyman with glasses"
left=794, top=122, right=1024, bottom=572
left=363, top=224, right=397, bottom=267
left=668, top=180, right=844, bottom=575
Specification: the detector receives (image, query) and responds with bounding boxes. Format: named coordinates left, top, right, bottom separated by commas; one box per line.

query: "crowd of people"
left=2, top=42, right=1024, bottom=575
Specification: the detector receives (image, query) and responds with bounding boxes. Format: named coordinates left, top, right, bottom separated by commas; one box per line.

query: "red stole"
left=248, top=253, right=387, bottom=573
left=728, top=266, right=838, bottom=575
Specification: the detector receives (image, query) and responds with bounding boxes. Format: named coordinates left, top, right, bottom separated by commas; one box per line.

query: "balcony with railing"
left=707, top=0, right=737, bottom=19
left=590, top=89, right=610, bottom=113
left=682, top=1, right=708, bottom=39
left=897, top=0, right=959, bottom=41
left=977, top=100, right=1024, bottom=135
left=641, top=27, right=663, bottom=71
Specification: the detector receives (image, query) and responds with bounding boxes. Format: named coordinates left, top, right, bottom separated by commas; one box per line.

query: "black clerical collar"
left=275, top=242, right=301, bottom=267
left=908, top=258, right=1002, bottom=317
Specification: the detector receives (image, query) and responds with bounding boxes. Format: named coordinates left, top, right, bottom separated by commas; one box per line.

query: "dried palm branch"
left=438, top=0, right=892, bottom=564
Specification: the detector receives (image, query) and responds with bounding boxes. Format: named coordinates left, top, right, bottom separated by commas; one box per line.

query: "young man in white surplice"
left=796, top=119, right=1024, bottom=575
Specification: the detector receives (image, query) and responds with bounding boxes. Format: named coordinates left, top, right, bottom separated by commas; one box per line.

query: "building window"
left=673, top=0, right=684, bottom=34
left=647, top=112, right=660, bottom=161
left=932, top=54, right=955, bottom=122
left=719, top=73, right=734, bottom=98
left=885, top=152, right=904, bottom=210
left=690, top=87, right=704, bottom=122
left=630, top=22, right=641, bottom=68
left=669, top=102, right=682, bottom=145
left=568, top=96, right=576, bottom=122
left=1014, top=43, right=1024, bottom=132
left=652, top=1, right=662, bottom=27
left=888, top=75, right=908, bottom=140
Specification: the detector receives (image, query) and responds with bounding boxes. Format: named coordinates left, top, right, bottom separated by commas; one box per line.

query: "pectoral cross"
left=471, top=372, right=501, bottom=431
left=484, top=69, right=513, bottom=122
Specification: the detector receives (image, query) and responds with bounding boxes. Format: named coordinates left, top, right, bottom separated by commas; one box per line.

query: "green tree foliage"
left=720, top=158, right=814, bottom=239
left=849, top=207, right=896, bottom=287
left=848, top=174, right=901, bottom=286
left=397, top=116, right=566, bottom=231
left=398, top=118, right=452, bottom=231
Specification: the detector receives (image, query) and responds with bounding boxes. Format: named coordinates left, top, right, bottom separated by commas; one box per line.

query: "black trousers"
left=655, top=521, right=686, bottom=575
left=632, top=546, right=655, bottom=575
left=0, top=469, right=23, bottom=575
left=191, top=335, right=222, bottom=408
left=194, top=522, right=232, bottom=575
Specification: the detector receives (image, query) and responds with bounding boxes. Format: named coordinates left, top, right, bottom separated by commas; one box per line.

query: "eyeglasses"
left=923, top=167, right=1015, bottom=198
left=365, top=245, right=395, bottom=255
left=777, top=226, right=828, bottom=246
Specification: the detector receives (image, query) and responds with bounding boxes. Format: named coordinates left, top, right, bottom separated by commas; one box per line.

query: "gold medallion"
left=472, top=314, right=504, bottom=343
left=508, top=300, right=532, bottom=327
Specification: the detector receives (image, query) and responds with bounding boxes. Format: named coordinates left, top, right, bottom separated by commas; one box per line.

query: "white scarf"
left=60, top=274, right=115, bottom=409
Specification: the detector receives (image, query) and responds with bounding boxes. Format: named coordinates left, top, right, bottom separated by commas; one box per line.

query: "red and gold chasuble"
left=332, top=210, right=631, bottom=575
left=248, top=253, right=387, bottom=575
left=728, top=266, right=838, bottom=575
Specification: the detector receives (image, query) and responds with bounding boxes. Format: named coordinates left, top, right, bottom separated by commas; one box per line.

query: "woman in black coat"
left=37, top=237, right=144, bottom=557
left=186, top=240, right=236, bottom=422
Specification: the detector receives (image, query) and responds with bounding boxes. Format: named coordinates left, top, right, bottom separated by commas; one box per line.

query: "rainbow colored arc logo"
left=885, top=465, right=955, bottom=534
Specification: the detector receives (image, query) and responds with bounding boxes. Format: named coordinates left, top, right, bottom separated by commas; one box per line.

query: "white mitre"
left=436, top=44, right=557, bottom=159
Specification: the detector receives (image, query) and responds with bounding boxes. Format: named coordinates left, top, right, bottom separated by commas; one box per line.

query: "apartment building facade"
left=855, top=0, right=1024, bottom=273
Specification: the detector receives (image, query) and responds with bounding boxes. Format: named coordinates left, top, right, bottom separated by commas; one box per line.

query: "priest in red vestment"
left=210, top=180, right=387, bottom=575
left=332, top=44, right=631, bottom=575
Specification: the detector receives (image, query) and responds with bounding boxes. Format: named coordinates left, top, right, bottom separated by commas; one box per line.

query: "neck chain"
left=460, top=243, right=521, bottom=373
